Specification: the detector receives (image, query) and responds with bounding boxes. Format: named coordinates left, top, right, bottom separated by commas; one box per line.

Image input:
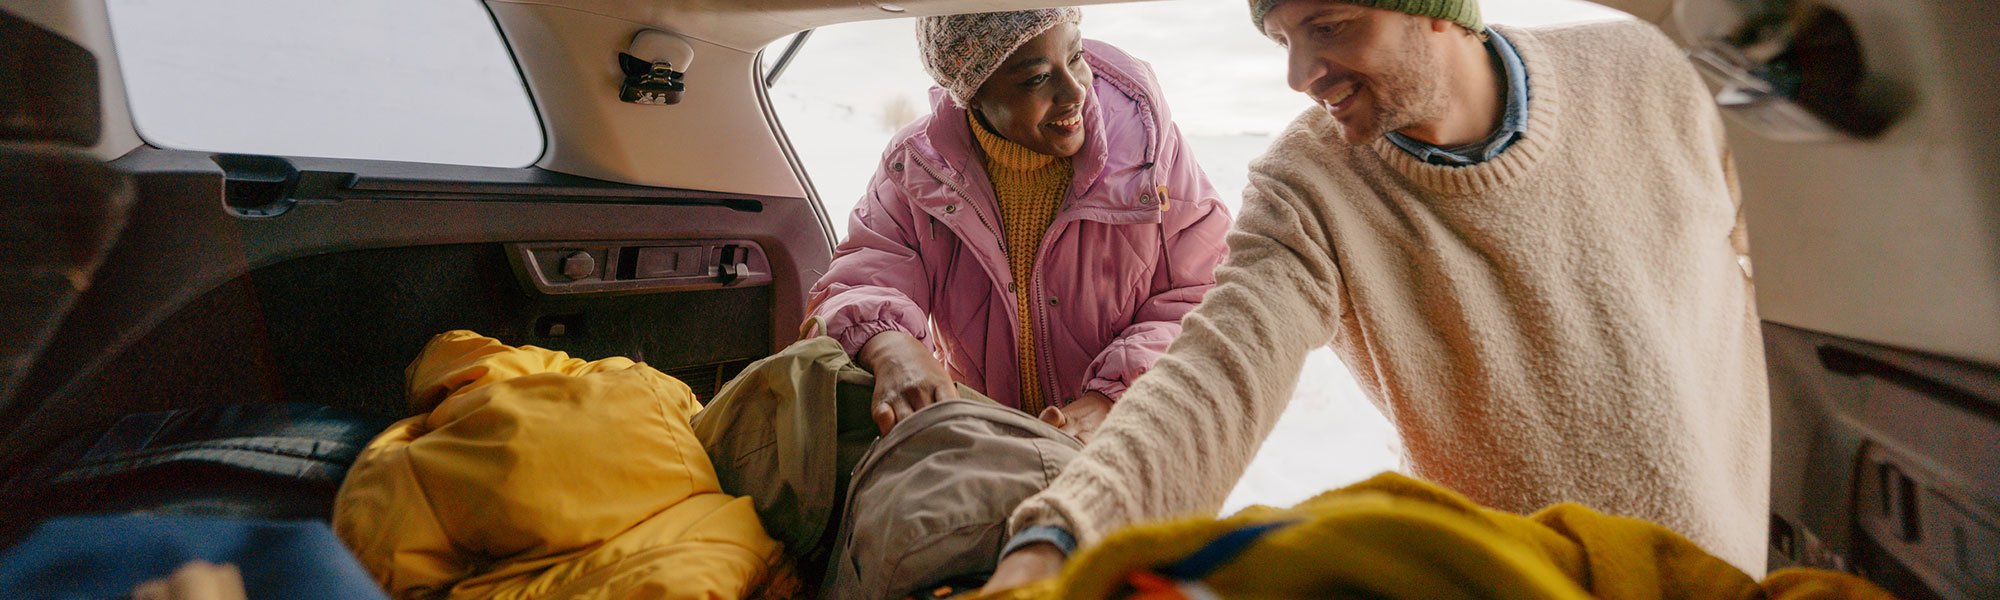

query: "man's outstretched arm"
left=986, top=173, right=1347, bottom=589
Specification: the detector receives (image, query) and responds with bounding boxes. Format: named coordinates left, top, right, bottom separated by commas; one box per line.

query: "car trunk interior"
left=0, top=148, right=822, bottom=463
left=0, top=3, right=833, bottom=539
left=2, top=0, right=1997, bottom=598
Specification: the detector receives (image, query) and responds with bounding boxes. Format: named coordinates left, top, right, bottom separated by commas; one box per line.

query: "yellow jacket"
left=334, top=330, right=780, bottom=600
left=988, top=472, right=1893, bottom=600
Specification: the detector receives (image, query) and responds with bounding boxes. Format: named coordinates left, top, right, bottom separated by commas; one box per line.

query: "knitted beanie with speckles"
left=917, top=8, right=1084, bottom=108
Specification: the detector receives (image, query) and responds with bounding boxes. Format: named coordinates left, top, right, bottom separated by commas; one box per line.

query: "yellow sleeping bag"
left=986, top=472, right=1893, bottom=600
left=334, top=330, right=781, bottom=600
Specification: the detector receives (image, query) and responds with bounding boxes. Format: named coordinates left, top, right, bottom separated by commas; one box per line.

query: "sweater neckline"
left=970, top=111, right=1062, bottom=172
left=1368, top=25, right=1564, bottom=197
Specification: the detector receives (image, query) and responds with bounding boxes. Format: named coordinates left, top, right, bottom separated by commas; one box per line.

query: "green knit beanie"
left=1248, top=0, right=1482, bottom=35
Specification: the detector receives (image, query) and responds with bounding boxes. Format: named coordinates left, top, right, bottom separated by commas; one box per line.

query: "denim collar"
left=1385, top=28, right=1529, bottom=166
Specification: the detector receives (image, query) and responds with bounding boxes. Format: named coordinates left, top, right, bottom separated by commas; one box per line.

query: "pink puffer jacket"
left=806, top=40, right=1232, bottom=410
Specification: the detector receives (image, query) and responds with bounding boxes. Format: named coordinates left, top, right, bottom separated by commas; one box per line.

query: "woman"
left=806, top=8, right=1231, bottom=441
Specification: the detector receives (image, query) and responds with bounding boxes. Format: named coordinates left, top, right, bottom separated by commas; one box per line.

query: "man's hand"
left=1039, top=391, right=1113, bottom=443
left=857, top=331, right=958, bottom=434
left=979, top=543, right=1066, bottom=594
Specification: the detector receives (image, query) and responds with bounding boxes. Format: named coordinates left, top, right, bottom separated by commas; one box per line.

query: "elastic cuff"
left=1000, top=525, right=1077, bottom=559
left=1082, top=378, right=1129, bottom=401
left=833, top=321, right=907, bottom=358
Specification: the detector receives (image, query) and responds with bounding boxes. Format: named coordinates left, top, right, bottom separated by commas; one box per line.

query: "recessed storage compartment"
left=511, top=240, right=773, bottom=295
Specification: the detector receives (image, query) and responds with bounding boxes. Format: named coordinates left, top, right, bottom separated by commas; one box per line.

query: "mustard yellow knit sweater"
left=970, top=112, right=1071, bottom=416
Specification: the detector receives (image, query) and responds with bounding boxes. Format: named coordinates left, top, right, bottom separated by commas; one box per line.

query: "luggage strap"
left=1157, top=519, right=1300, bottom=580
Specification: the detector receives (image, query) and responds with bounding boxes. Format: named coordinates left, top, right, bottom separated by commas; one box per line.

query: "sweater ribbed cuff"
left=1009, top=479, right=1111, bottom=551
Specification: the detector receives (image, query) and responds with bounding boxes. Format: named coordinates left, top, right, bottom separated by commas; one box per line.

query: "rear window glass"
left=105, top=0, right=543, bottom=167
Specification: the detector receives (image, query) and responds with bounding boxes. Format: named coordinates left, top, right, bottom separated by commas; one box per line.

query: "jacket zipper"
left=1031, top=183, right=1116, bottom=407
left=909, top=151, right=1061, bottom=409
left=1031, top=203, right=1117, bottom=406
left=1030, top=127, right=1162, bottom=407
left=1031, top=203, right=1070, bottom=407
left=908, top=95, right=1163, bottom=408
left=910, top=153, right=1011, bottom=277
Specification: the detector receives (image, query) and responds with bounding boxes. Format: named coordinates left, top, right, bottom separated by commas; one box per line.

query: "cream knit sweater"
left=1009, top=21, right=1771, bottom=576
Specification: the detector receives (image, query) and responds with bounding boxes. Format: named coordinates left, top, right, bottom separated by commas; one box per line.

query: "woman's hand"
left=1039, top=391, right=1113, bottom=443
left=857, top=331, right=959, bottom=434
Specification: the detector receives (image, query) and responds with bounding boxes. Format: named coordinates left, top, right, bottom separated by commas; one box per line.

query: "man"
left=984, top=0, right=1769, bottom=588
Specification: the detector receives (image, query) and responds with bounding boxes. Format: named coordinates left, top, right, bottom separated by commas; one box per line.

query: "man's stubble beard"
left=1328, top=21, right=1450, bottom=146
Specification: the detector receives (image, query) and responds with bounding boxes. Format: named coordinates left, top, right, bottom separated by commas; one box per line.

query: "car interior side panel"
left=1765, top=323, right=2000, bottom=599
left=0, top=147, right=830, bottom=504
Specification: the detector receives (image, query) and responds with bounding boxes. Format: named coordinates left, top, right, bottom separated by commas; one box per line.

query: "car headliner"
left=491, top=0, right=1122, bottom=52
